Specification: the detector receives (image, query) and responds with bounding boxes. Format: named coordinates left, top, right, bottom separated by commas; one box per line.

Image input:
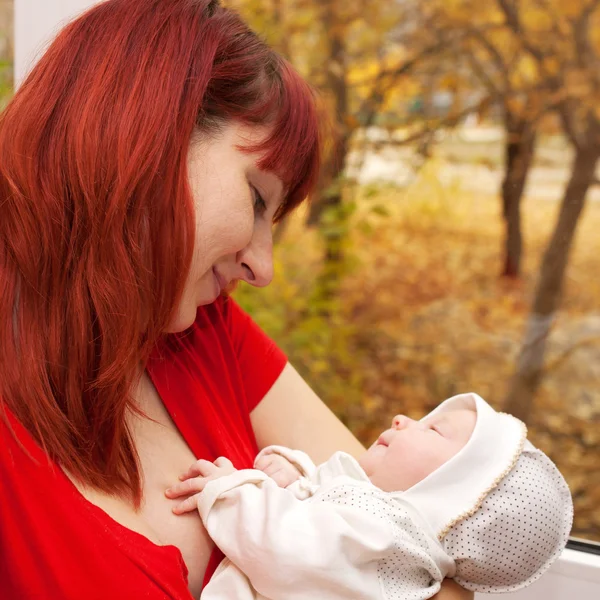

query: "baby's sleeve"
left=198, top=472, right=396, bottom=600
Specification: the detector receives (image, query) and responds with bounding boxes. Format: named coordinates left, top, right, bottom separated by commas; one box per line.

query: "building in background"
left=0, top=0, right=13, bottom=106
left=14, top=0, right=95, bottom=86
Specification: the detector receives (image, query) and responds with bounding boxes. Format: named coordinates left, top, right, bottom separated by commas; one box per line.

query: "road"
left=347, top=126, right=600, bottom=202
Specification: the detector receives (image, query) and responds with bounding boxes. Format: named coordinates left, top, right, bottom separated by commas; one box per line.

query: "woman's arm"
left=250, top=362, right=474, bottom=600
left=434, top=579, right=474, bottom=600
left=250, top=363, right=365, bottom=462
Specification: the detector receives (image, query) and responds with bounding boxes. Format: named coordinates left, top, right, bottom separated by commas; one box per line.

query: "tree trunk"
left=306, top=0, right=348, bottom=229
left=309, top=132, right=349, bottom=307
left=501, top=114, right=536, bottom=278
left=504, top=144, right=600, bottom=423
left=303, top=0, right=351, bottom=309
left=306, top=142, right=347, bottom=228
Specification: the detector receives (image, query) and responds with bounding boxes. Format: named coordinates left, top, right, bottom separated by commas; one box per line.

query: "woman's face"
left=167, top=122, right=284, bottom=332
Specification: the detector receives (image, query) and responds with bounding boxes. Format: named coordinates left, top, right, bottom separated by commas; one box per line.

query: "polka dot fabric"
left=443, top=451, right=573, bottom=593
left=313, top=484, right=450, bottom=599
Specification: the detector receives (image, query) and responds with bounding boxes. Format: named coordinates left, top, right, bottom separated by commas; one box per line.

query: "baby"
left=166, top=393, right=573, bottom=599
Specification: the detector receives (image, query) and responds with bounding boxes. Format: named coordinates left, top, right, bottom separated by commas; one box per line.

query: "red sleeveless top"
left=0, top=297, right=287, bottom=599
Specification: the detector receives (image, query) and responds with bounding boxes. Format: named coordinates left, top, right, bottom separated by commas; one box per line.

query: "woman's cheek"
left=228, top=210, right=255, bottom=253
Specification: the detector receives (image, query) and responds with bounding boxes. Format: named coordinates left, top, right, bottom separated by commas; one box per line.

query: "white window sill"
left=475, top=543, right=600, bottom=599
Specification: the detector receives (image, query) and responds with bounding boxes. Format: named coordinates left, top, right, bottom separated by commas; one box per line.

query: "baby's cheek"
left=412, top=450, right=447, bottom=482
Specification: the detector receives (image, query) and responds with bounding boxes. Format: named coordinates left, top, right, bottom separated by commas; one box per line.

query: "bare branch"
left=362, top=97, right=492, bottom=149
left=465, top=48, right=504, bottom=99
left=532, top=0, right=567, bottom=42
left=357, top=24, right=505, bottom=131
left=573, top=0, right=600, bottom=80
left=558, top=99, right=584, bottom=150
left=466, top=28, right=511, bottom=96
left=496, top=0, right=547, bottom=65
left=357, top=38, right=452, bottom=130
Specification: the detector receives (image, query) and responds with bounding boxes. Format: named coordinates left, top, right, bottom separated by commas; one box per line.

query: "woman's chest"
left=73, top=367, right=258, bottom=597
left=75, top=381, right=214, bottom=598
left=134, top=397, right=214, bottom=598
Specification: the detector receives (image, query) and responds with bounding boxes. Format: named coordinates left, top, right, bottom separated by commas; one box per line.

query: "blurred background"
left=3, top=0, right=599, bottom=543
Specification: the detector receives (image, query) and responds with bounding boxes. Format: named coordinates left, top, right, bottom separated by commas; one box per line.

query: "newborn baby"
left=166, top=393, right=573, bottom=599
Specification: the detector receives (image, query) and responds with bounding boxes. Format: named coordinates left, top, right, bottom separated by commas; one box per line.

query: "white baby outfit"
left=199, top=393, right=573, bottom=600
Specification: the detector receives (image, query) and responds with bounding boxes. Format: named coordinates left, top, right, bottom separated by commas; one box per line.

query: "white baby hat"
left=401, top=393, right=573, bottom=593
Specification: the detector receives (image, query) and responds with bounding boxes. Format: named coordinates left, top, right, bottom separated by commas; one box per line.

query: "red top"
left=0, top=297, right=287, bottom=599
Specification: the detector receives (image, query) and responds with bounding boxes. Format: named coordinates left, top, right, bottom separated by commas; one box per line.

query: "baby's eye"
left=251, top=185, right=267, bottom=215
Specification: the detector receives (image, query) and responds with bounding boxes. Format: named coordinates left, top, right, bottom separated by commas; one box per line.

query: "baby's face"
left=358, top=408, right=476, bottom=492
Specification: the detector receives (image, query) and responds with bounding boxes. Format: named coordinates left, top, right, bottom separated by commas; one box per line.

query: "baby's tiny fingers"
left=213, top=456, right=233, bottom=469
left=261, top=462, right=283, bottom=477
left=271, top=468, right=300, bottom=488
left=254, top=455, right=274, bottom=472
left=180, top=459, right=217, bottom=480
left=165, top=476, right=207, bottom=498
left=172, top=494, right=201, bottom=515
left=267, top=468, right=287, bottom=486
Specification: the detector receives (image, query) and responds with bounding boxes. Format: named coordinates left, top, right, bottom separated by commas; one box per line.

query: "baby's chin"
left=357, top=453, right=380, bottom=479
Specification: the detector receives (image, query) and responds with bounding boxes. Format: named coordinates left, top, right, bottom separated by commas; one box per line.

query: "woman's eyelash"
left=251, top=185, right=267, bottom=213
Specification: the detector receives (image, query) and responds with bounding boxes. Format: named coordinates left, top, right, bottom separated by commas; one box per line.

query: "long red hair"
left=0, top=0, right=321, bottom=502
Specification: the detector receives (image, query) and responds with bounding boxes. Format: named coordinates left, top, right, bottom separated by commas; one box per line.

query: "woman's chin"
left=167, top=295, right=220, bottom=333
left=165, top=306, right=198, bottom=334
left=165, top=283, right=224, bottom=333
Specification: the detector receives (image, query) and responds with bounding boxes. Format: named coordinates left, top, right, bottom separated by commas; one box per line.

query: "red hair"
left=0, top=0, right=321, bottom=502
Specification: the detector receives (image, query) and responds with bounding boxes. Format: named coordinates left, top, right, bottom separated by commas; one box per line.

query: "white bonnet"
left=400, top=393, right=573, bottom=592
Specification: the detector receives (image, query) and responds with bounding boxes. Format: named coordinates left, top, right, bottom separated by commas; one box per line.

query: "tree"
left=230, top=0, right=462, bottom=306
left=497, top=0, right=600, bottom=422
left=416, top=0, right=556, bottom=278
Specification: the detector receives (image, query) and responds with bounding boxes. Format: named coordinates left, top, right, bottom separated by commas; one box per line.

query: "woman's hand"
left=165, top=457, right=237, bottom=514
left=254, top=450, right=302, bottom=488
left=433, top=579, right=474, bottom=600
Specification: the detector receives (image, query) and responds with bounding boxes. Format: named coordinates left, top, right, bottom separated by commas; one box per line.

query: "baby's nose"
left=392, top=415, right=417, bottom=430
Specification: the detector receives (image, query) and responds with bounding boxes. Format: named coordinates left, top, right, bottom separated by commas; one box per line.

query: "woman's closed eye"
left=251, top=184, right=267, bottom=215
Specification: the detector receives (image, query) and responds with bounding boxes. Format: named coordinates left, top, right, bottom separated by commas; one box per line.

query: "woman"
left=0, top=1, right=472, bottom=598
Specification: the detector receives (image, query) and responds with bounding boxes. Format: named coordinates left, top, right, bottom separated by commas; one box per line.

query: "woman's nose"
left=392, top=415, right=417, bottom=430
left=237, top=225, right=274, bottom=287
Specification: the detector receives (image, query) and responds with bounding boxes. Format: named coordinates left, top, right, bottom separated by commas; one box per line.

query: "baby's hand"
left=165, top=457, right=237, bottom=515
left=254, top=451, right=302, bottom=488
